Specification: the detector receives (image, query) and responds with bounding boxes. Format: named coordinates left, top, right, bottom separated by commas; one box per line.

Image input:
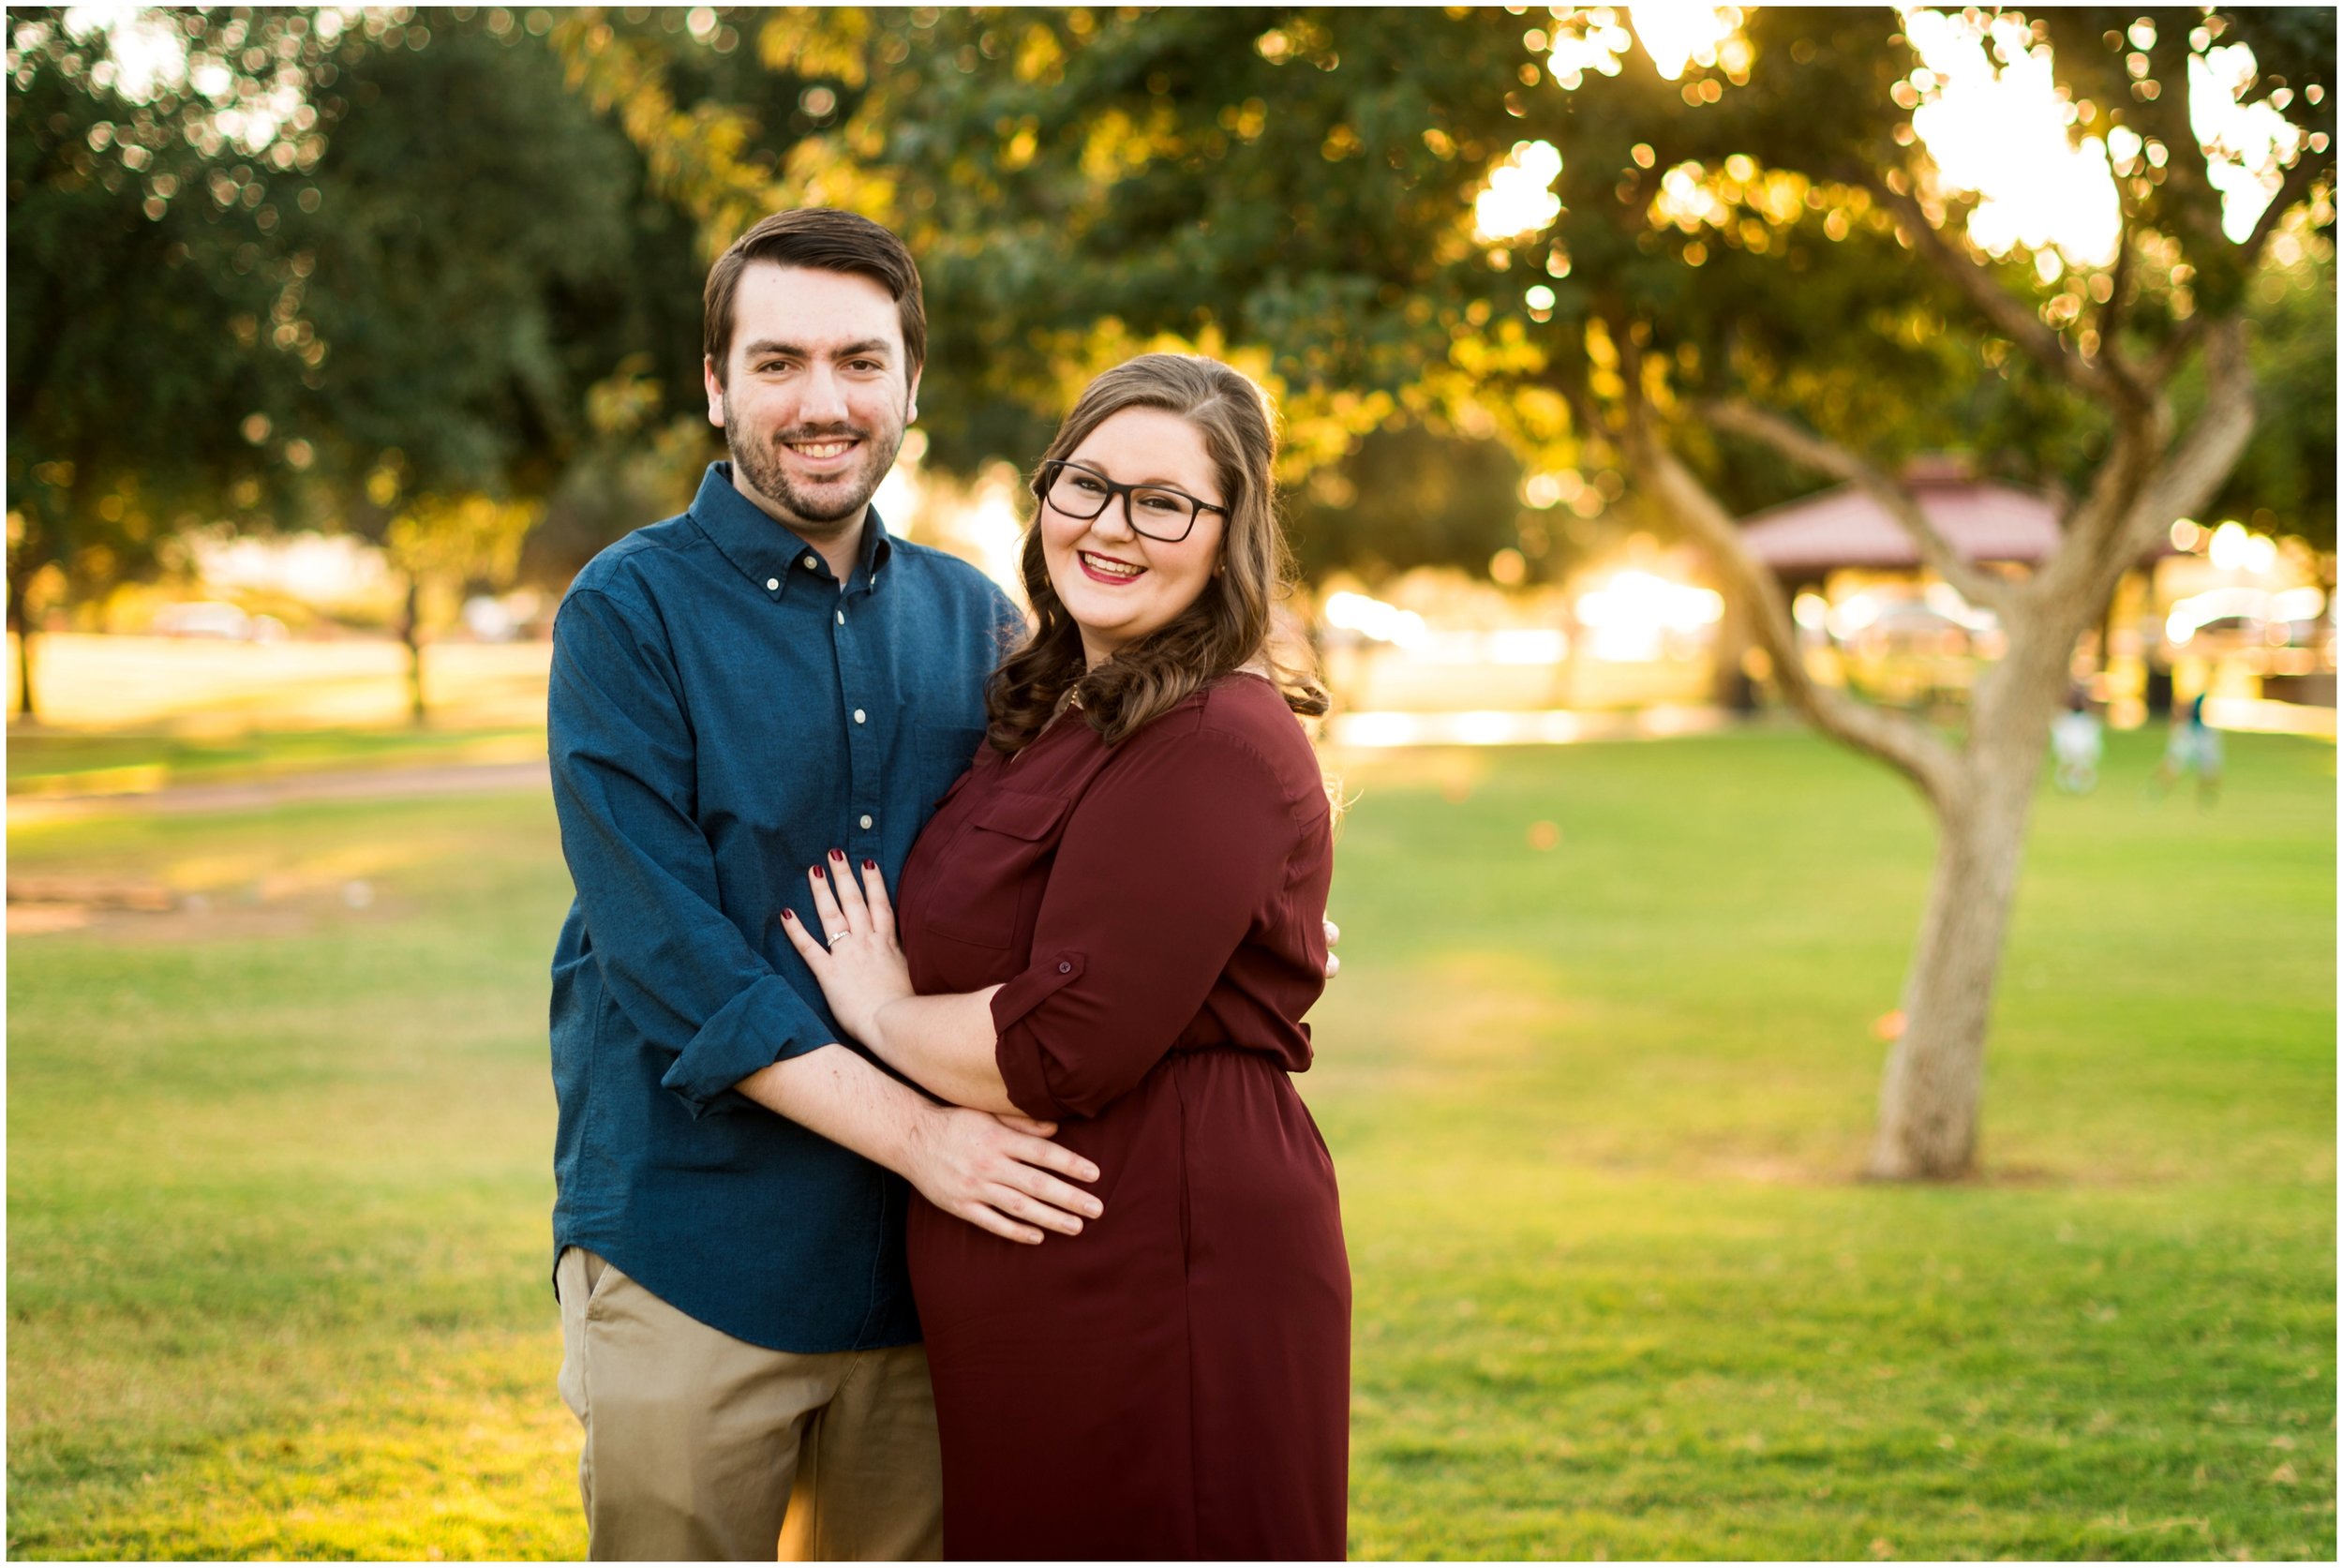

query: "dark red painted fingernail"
left=780, top=908, right=796, bottom=922
left=830, top=848, right=847, bottom=861
left=862, top=859, right=877, bottom=871
left=810, top=864, right=825, bottom=878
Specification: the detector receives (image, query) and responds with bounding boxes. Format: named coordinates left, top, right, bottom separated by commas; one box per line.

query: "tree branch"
left=1702, top=398, right=2020, bottom=619
left=2137, top=156, right=2326, bottom=390
left=2241, top=149, right=2334, bottom=267
left=2042, top=315, right=2254, bottom=626
left=2094, top=215, right=2137, bottom=367
left=2113, top=315, right=2259, bottom=566
left=1588, top=359, right=1963, bottom=809
left=2142, top=315, right=2207, bottom=391
left=1863, top=174, right=2152, bottom=415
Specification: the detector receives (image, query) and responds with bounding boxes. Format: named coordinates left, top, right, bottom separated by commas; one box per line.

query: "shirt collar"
left=688, top=461, right=896, bottom=601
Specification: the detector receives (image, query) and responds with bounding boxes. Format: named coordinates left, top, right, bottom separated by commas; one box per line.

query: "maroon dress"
left=897, top=672, right=1351, bottom=1561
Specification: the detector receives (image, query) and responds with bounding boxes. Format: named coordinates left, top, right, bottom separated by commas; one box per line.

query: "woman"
left=781, top=353, right=1349, bottom=1560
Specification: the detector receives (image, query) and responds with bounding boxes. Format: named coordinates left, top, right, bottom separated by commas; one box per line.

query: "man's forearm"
left=734, top=1043, right=939, bottom=1178
left=736, top=1038, right=1103, bottom=1247
left=867, top=987, right=1021, bottom=1115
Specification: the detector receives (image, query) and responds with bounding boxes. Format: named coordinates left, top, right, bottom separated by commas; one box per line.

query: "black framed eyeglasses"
left=1034, top=458, right=1226, bottom=544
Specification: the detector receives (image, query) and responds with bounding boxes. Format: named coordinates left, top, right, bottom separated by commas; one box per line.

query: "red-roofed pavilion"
left=1738, top=455, right=2063, bottom=580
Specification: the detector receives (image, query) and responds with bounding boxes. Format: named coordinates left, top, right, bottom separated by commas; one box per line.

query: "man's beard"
left=723, top=389, right=905, bottom=535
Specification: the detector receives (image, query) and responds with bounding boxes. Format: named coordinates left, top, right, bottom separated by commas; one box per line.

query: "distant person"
left=2052, top=689, right=2103, bottom=794
left=2150, top=690, right=2223, bottom=806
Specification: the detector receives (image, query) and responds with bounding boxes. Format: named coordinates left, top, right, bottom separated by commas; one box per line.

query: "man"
left=545, top=209, right=1102, bottom=1561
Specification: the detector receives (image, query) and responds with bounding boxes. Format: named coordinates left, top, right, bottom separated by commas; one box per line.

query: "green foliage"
left=865, top=6, right=2332, bottom=534
left=11, top=7, right=2335, bottom=615
left=2036, top=7, right=2334, bottom=320
left=294, top=18, right=706, bottom=524
left=1285, top=425, right=1530, bottom=583
left=293, top=6, right=2329, bottom=587
left=1508, top=6, right=2328, bottom=498
left=5, top=8, right=713, bottom=692
left=2193, top=244, right=2337, bottom=548
left=5, top=7, right=331, bottom=640
left=6, top=731, right=2333, bottom=1556
left=876, top=8, right=1529, bottom=473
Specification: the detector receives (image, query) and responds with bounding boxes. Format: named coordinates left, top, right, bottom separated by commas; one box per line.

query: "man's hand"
left=902, top=1103, right=1103, bottom=1246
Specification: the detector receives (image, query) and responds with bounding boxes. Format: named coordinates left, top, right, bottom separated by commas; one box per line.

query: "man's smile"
left=782, top=434, right=863, bottom=468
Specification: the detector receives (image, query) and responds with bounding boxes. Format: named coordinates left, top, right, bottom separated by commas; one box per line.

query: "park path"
left=7, top=758, right=550, bottom=826
left=10, top=706, right=1743, bottom=828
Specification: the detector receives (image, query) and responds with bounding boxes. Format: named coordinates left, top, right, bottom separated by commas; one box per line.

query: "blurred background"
left=8, top=6, right=2334, bottom=1559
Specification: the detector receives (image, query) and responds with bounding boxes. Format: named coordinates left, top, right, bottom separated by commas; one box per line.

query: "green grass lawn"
left=8, top=727, right=2334, bottom=1559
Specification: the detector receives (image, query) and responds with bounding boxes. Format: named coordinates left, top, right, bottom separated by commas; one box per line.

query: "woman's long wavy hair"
left=985, top=353, right=1330, bottom=754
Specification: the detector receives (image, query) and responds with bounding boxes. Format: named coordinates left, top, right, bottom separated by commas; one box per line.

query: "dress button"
left=853, top=709, right=866, bottom=724
left=802, top=555, right=818, bottom=570
left=858, top=814, right=873, bottom=829
left=1057, top=961, right=1072, bottom=974
left=836, top=610, right=845, bottom=625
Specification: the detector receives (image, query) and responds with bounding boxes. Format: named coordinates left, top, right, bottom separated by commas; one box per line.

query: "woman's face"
left=1037, top=406, right=1227, bottom=668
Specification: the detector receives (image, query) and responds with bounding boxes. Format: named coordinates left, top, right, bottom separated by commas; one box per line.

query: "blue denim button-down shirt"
left=548, top=462, right=1017, bottom=1352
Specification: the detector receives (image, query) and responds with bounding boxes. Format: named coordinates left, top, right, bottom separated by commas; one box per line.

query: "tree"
left=1519, top=7, right=2332, bottom=1178
left=6, top=7, right=333, bottom=719
left=291, top=11, right=706, bottom=718
left=9, top=8, right=710, bottom=723
left=609, top=5, right=2335, bottom=1180
left=551, top=7, right=2331, bottom=1172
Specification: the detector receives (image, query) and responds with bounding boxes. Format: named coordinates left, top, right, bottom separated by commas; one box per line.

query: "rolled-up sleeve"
left=550, top=587, right=836, bottom=1116
left=990, top=724, right=1297, bottom=1120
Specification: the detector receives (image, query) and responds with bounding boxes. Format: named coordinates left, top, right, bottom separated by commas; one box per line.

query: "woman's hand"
left=781, top=850, right=914, bottom=1049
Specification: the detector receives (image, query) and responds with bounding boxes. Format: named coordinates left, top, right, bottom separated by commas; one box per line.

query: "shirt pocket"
left=924, top=788, right=1069, bottom=951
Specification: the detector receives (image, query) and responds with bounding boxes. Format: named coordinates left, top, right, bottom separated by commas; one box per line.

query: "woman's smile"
left=1076, top=549, right=1146, bottom=584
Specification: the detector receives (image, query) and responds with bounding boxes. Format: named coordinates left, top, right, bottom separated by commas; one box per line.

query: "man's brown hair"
left=703, top=209, right=926, bottom=383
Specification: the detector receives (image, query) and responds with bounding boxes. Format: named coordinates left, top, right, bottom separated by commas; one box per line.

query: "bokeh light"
left=1629, top=6, right=1744, bottom=82
left=1475, top=140, right=1565, bottom=242
left=1903, top=9, right=2121, bottom=267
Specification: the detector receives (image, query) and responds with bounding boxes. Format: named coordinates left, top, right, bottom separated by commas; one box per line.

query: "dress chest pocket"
left=925, top=788, right=1070, bottom=951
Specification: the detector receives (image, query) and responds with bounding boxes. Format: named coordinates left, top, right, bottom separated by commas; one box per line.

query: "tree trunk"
left=1864, top=768, right=2034, bottom=1178
left=1865, top=632, right=2066, bottom=1179
left=397, top=575, right=426, bottom=724
left=8, top=566, right=37, bottom=724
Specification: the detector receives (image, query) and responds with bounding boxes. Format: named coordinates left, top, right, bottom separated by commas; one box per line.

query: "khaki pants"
left=556, top=1247, right=944, bottom=1561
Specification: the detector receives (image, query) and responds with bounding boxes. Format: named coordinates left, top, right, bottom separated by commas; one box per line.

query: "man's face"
left=704, top=262, right=921, bottom=537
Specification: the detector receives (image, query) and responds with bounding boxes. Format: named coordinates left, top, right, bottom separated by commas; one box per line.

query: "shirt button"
left=765, top=577, right=779, bottom=591
left=858, top=814, right=873, bottom=829
left=836, top=610, right=845, bottom=625
left=802, top=555, right=819, bottom=571
left=853, top=709, right=867, bottom=724
left=1057, top=961, right=1072, bottom=974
